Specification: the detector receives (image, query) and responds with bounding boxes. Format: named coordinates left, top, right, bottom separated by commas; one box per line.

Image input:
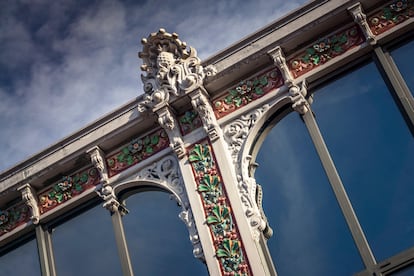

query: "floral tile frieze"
left=178, top=110, right=203, bottom=136
left=189, top=142, right=251, bottom=276
left=213, top=68, right=283, bottom=119
left=368, top=0, right=414, bottom=35
left=0, top=202, right=30, bottom=237
left=288, top=25, right=365, bottom=78
left=106, top=129, right=169, bottom=177
left=39, top=167, right=100, bottom=214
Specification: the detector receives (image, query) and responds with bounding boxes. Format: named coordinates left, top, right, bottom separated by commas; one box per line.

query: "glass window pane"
left=52, top=204, right=122, bottom=276
left=391, top=39, right=414, bottom=94
left=311, top=62, right=414, bottom=261
left=255, top=112, right=364, bottom=276
left=123, top=191, right=207, bottom=276
left=392, top=264, right=414, bottom=276
left=0, top=238, right=41, bottom=276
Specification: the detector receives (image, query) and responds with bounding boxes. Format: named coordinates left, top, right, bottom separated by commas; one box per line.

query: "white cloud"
left=0, top=0, right=307, bottom=172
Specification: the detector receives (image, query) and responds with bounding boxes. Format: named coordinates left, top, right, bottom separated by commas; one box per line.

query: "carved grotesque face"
left=156, top=51, right=175, bottom=69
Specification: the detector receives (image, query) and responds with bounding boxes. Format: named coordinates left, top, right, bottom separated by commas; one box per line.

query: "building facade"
left=1, top=0, right=413, bottom=275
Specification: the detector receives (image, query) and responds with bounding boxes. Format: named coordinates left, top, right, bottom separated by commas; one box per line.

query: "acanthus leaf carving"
left=138, top=28, right=216, bottom=111
left=17, top=183, right=39, bottom=224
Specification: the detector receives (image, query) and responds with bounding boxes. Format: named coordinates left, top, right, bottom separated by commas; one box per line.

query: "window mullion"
left=301, top=108, right=376, bottom=270
left=373, top=46, right=414, bottom=133
left=35, top=226, right=57, bottom=276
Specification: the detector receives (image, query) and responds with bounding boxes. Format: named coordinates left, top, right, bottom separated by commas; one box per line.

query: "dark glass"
left=0, top=238, right=41, bottom=276
left=255, top=112, right=363, bottom=276
left=311, top=62, right=414, bottom=261
left=123, top=191, right=207, bottom=276
left=392, top=264, right=414, bottom=276
left=391, top=39, right=414, bottom=94
left=52, top=204, right=122, bottom=276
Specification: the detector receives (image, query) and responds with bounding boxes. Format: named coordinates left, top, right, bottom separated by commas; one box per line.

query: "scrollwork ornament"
left=135, top=155, right=185, bottom=201
left=17, top=183, right=39, bottom=224
left=223, top=105, right=271, bottom=240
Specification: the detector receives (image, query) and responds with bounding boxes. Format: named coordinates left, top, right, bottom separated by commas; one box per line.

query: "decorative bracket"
left=268, top=46, right=293, bottom=85
left=17, top=183, right=40, bottom=224
left=189, top=88, right=222, bottom=142
left=289, top=81, right=310, bottom=115
left=97, top=185, right=129, bottom=215
left=155, top=105, right=186, bottom=158
left=348, top=2, right=376, bottom=45
left=87, top=146, right=109, bottom=184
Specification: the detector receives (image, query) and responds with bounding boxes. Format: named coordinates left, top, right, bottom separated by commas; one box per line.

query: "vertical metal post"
left=301, top=109, right=377, bottom=270
left=373, top=47, right=414, bottom=131
left=111, top=209, right=134, bottom=276
left=35, top=226, right=56, bottom=276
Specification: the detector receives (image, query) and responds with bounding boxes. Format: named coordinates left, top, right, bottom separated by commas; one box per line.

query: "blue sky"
left=0, top=0, right=307, bottom=172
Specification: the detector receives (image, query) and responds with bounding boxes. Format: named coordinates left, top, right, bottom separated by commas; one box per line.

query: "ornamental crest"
left=138, top=28, right=216, bottom=112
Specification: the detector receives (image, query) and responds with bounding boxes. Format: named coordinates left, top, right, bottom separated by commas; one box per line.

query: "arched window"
left=121, top=189, right=208, bottom=276
left=254, top=59, right=414, bottom=275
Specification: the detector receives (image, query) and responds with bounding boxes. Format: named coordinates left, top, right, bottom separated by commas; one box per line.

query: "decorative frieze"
left=178, top=110, right=203, bottom=136
left=38, top=167, right=100, bottom=214
left=106, top=129, right=169, bottom=177
left=0, top=202, right=30, bottom=237
left=288, top=25, right=365, bottom=78
left=189, top=142, right=251, bottom=276
left=368, top=0, right=414, bottom=35
left=213, top=68, right=283, bottom=119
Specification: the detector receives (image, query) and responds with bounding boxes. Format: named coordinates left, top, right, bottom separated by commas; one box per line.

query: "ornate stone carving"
left=289, top=81, right=309, bottom=115
left=190, top=88, right=221, bottom=142
left=348, top=3, right=376, bottom=45
left=156, top=106, right=186, bottom=158
left=268, top=46, right=293, bottom=84
left=87, top=146, right=109, bottom=184
left=17, top=183, right=39, bottom=224
left=223, top=105, right=272, bottom=240
left=135, top=155, right=204, bottom=261
left=97, top=184, right=129, bottom=215
left=138, top=28, right=216, bottom=112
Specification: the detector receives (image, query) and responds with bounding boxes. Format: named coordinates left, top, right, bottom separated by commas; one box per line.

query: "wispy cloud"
left=0, top=0, right=307, bottom=171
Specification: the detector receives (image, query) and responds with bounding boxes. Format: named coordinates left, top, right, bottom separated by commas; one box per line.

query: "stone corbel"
left=17, top=183, right=40, bottom=224
left=268, top=46, right=293, bottom=85
left=155, top=105, right=186, bottom=159
left=87, top=146, right=109, bottom=184
left=289, top=81, right=310, bottom=115
left=189, top=88, right=222, bottom=142
left=348, top=3, right=376, bottom=45
left=97, top=184, right=129, bottom=215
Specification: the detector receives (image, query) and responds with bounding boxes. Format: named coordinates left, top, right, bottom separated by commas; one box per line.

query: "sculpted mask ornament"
left=138, top=28, right=216, bottom=112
